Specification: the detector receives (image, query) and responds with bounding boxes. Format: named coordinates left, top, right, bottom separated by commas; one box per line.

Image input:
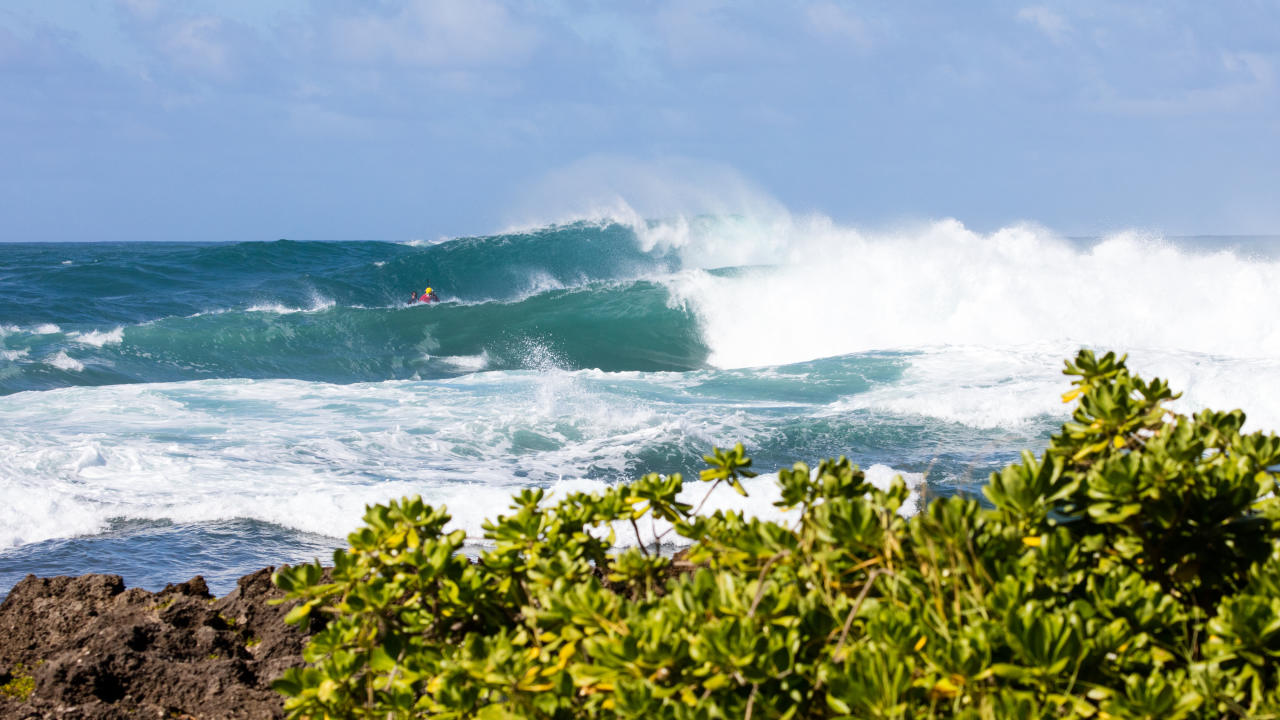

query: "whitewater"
left=3, top=214, right=1279, bottom=594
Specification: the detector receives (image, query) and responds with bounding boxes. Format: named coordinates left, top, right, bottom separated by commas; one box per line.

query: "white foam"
left=864, top=464, right=927, bottom=516
left=70, top=327, right=124, bottom=347
left=537, top=207, right=1280, bottom=436
left=521, top=270, right=568, bottom=296
left=0, top=370, right=928, bottom=551
left=816, top=343, right=1280, bottom=436
left=246, top=294, right=335, bottom=315
left=0, top=375, right=681, bottom=547
left=307, top=294, right=337, bottom=312
left=0, top=349, right=29, bottom=362
left=32, top=324, right=61, bottom=335
left=439, top=352, right=490, bottom=371
left=46, top=351, right=84, bottom=372
left=827, top=345, right=1070, bottom=429
left=246, top=303, right=300, bottom=314
left=401, top=236, right=454, bottom=247
left=660, top=218, right=1280, bottom=368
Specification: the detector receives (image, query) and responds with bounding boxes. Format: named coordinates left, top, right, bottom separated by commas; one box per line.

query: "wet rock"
left=0, top=568, right=313, bottom=719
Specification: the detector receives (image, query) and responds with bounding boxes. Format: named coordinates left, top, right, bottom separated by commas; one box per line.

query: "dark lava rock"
left=0, top=568, right=312, bottom=719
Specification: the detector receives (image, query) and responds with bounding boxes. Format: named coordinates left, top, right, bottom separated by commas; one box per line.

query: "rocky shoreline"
left=0, top=569, right=309, bottom=719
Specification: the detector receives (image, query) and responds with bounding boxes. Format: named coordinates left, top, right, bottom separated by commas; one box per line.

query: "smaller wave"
left=0, top=350, right=29, bottom=362
left=245, top=303, right=302, bottom=314
left=46, top=351, right=84, bottom=372
left=246, top=295, right=336, bottom=315
left=0, top=324, right=63, bottom=339
left=70, top=327, right=124, bottom=347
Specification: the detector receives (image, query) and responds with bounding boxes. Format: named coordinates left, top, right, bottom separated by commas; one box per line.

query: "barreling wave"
left=0, top=281, right=708, bottom=394
left=5, top=215, right=1280, bottom=396
left=0, top=223, right=675, bottom=328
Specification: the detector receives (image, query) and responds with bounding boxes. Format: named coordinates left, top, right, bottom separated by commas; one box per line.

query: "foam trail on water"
left=0, top=368, right=930, bottom=550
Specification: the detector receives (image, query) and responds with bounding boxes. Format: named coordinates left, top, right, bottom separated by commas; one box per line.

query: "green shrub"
left=273, top=350, right=1280, bottom=718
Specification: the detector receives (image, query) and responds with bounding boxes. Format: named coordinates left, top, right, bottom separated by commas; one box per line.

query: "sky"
left=0, top=0, right=1277, bottom=242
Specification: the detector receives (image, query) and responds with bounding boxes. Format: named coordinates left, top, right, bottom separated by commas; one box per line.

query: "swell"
left=0, top=281, right=708, bottom=394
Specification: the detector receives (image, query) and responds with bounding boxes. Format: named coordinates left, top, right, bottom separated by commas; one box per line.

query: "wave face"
left=0, top=225, right=703, bottom=394
left=3, top=216, right=1280, bottom=594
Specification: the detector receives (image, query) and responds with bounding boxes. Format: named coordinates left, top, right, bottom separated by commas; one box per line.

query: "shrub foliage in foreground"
left=273, top=351, right=1280, bottom=718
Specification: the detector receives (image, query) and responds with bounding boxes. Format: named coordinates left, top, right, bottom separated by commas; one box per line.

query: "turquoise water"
left=3, top=219, right=1278, bottom=595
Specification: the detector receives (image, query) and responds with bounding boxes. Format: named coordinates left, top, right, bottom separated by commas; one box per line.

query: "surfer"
left=421, top=287, right=439, bottom=303
left=410, top=289, right=419, bottom=303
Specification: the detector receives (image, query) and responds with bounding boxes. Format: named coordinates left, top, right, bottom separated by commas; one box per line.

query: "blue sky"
left=1, top=1, right=1277, bottom=242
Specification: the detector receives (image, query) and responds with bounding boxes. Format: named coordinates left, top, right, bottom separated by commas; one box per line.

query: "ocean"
left=3, top=217, right=1279, bottom=596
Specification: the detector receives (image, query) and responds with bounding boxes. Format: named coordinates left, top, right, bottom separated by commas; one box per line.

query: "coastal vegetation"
left=273, top=350, right=1280, bottom=718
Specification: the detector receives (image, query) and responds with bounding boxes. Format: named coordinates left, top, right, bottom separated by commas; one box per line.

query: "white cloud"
left=805, top=2, right=871, bottom=50
left=1017, top=6, right=1070, bottom=44
left=330, top=0, right=538, bottom=68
